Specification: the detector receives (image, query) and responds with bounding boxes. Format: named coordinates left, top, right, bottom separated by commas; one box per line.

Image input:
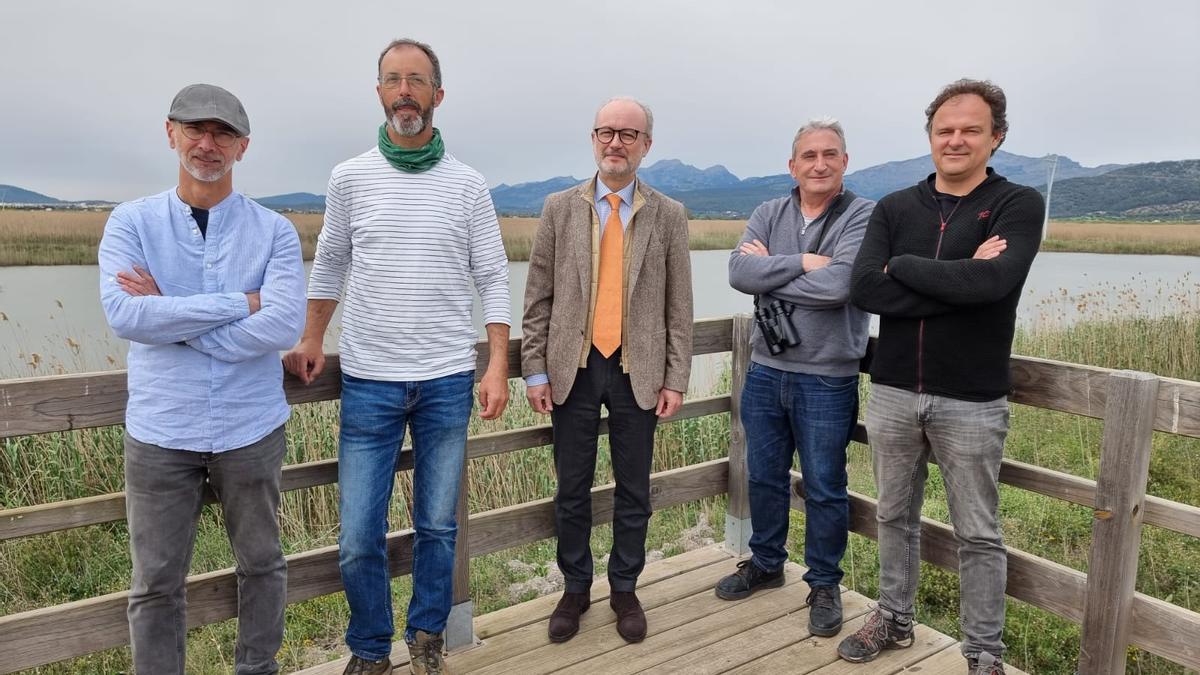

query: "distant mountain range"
left=490, top=150, right=1135, bottom=217
left=0, top=184, right=114, bottom=206
left=5, top=152, right=1198, bottom=219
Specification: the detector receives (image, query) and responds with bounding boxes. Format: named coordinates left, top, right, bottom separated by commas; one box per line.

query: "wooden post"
left=445, top=455, right=475, bottom=651
left=1078, top=370, right=1160, bottom=674
left=724, top=314, right=753, bottom=556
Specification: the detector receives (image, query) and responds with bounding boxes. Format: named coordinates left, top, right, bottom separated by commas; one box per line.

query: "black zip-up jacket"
left=850, top=170, right=1044, bottom=401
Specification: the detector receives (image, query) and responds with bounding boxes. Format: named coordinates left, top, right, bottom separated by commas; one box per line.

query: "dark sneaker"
left=806, top=586, right=843, bottom=637
left=343, top=654, right=393, bottom=675
left=714, top=559, right=785, bottom=600
left=836, top=607, right=914, bottom=663
left=548, top=592, right=590, bottom=643
left=610, top=591, right=647, bottom=643
left=406, top=630, right=447, bottom=675
left=967, top=651, right=1006, bottom=675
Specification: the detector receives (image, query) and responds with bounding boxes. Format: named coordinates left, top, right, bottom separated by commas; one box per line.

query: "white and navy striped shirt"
left=308, top=148, right=510, bottom=381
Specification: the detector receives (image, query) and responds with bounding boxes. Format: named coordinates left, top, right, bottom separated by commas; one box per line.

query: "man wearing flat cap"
left=99, top=83, right=306, bottom=674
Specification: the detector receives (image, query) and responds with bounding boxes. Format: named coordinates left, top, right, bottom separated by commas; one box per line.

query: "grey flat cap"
left=168, top=83, right=250, bottom=136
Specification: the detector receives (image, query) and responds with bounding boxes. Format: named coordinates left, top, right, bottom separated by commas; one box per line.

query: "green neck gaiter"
left=377, top=125, right=445, bottom=173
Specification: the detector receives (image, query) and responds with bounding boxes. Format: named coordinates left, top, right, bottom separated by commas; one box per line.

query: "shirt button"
left=206, top=263, right=213, bottom=269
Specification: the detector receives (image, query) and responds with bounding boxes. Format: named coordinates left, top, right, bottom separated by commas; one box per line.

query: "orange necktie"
left=593, top=193, right=624, bottom=357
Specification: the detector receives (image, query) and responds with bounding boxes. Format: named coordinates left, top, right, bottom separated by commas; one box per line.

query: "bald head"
left=593, top=97, right=653, bottom=139
left=591, top=96, right=655, bottom=190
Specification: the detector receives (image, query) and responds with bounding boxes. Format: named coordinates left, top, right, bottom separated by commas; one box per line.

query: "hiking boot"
left=836, top=607, right=914, bottom=663
left=406, top=630, right=447, bottom=675
left=343, top=654, right=392, bottom=675
left=806, top=585, right=843, bottom=637
left=610, top=591, right=647, bottom=643
left=967, top=651, right=1006, bottom=675
left=547, top=592, right=590, bottom=643
left=714, top=559, right=785, bottom=600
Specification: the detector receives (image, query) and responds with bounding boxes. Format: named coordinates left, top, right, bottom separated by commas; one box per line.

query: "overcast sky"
left=3, top=0, right=1198, bottom=202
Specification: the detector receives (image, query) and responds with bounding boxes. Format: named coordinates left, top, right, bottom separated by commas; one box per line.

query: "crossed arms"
left=98, top=209, right=306, bottom=362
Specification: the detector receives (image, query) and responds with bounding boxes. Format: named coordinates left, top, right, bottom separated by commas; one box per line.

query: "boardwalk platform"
left=295, top=544, right=1028, bottom=674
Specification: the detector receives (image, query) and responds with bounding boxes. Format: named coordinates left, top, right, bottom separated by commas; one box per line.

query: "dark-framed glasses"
left=178, top=123, right=240, bottom=148
left=379, top=73, right=432, bottom=90
left=594, top=127, right=644, bottom=145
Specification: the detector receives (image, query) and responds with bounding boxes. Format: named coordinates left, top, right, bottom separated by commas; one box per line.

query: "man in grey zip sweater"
left=715, top=118, right=874, bottom=638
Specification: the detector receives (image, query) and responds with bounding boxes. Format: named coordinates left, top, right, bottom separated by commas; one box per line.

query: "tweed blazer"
left=521, top=177, right=693, bottom=410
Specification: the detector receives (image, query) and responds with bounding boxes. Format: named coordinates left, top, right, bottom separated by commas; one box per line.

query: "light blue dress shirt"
left=525, top=176, right=635, bottom=388
left=98, top=188, right=307, bottom=451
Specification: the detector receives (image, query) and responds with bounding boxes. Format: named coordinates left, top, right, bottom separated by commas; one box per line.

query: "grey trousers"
left=124, top=426, right=288, bottom=675
left=865, top=384, right=1009, bottom=658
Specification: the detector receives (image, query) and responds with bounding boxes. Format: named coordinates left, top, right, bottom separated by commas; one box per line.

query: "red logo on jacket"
left=978, top=210, right=991, bottom=220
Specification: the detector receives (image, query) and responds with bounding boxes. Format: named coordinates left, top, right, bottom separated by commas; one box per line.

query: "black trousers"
left=551, top=347, right=659, bottom=593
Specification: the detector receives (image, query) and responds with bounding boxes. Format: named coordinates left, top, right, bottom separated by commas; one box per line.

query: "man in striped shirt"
left=283, top=38, right=511, bottom=675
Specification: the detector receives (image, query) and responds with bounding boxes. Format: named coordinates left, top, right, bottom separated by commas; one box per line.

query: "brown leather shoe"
left=609, top=591, right=647, bottom=643
left=548, top=592, right=590, bottom=642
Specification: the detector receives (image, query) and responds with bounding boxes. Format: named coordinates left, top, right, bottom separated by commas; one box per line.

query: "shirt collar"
left=594, top=175, right=636, bottom=208
left=169, top=187, right=239, bottom=215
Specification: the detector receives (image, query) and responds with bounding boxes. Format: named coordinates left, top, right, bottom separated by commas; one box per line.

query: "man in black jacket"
left=838, top=80, right=1043, bottom=675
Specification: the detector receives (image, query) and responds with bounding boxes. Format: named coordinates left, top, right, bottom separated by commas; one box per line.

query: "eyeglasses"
left=594, top=127, right=645, bottom=145
left=379, top=74, right=433, bottom=90
left=178, top=123, right=240, bottom=148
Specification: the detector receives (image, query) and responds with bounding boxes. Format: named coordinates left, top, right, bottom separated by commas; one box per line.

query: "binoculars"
left=754, top=298, right=800, bottom=355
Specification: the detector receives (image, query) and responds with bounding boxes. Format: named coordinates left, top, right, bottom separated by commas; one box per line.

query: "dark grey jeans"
left=124, top=426, right=288, bottom=675
left=865, top=384, right=1009, bottom=658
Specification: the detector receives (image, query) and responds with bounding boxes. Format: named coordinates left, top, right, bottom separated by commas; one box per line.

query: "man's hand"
left=973, top=235, right=1007, bottom=260
left=738, top=239, right=769, bottom=257
left=478, top=369, right=509, bottom=420
left=655, top=388, right=683, bottom=418
left=283, top=338, right=325, bottom=385
left=116, top=265, right=161, bottom=296
left=245, top=291, right=261, bottom=314
left=802, top=253, right=831, bottom=272
left=526, top=383, right=553, bottom=414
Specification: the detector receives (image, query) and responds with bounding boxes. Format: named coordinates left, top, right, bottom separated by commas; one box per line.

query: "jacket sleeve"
left=99, top=207, right=249, bottom=345
left=662, top=200, right=693, bottom=393
left=849, top=201, right=952, bottom=318
left=727, top=202, right=807, bottom=295
left=886, top=188, right=1044, bottom=305
left=520, top=198, right=558, bottom=378
left=185, top=218, right=307, bottom=362
left=769, top=199, right=872, bottom=310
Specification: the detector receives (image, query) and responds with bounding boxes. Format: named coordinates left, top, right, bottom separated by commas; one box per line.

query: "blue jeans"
left=742, top=362, right=858, bottom=588
left=337, top=370, right=474, bottom=661
left=866, top=383, right=1009, bottom=658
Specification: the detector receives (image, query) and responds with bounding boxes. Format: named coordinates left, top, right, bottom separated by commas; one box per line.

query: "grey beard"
left=389, top=111, right=427, bottom=137
left=179, top=151, right=229, bottom=183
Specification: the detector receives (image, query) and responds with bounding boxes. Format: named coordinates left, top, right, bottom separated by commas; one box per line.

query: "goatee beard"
left=389, top=112, right=427, bottom=137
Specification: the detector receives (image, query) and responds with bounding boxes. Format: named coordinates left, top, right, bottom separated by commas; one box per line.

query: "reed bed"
left=4, top=209, right=1197, bottom=265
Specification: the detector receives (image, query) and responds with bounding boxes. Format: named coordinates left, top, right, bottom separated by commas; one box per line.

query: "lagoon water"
left=1, top=251, right=1196, bottom=382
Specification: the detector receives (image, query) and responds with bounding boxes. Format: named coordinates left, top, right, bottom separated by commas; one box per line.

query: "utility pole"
left=1043, top=154, right=1059, bottom=241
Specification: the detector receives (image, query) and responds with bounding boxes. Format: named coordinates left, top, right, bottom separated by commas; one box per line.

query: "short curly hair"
left=925, top=79, right=1008, bottom=154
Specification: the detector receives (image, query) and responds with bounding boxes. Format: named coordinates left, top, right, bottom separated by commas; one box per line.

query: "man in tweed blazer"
left=521, top=96, right=693, bottom=645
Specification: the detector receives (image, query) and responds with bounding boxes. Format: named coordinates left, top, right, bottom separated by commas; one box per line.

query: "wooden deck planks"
left=291, top=545, right=1030, bottom=674
left=455, top=559, right=780, bottom=675
left=473, top=544, right=730, bottom=640
left=654, top=592, right=875, bottom=675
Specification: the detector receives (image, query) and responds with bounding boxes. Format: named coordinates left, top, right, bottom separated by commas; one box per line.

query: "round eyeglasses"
left=178, top=123, right=240, bottom=148
left=594, top=127, right=644, bottom=145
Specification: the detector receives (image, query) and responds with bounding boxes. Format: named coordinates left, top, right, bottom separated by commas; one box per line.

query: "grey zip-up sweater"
left=728, top=188, right=875, bottom=377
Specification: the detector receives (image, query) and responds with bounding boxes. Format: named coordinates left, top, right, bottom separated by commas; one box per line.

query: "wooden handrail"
left=2, top=315, right=1198, bottom=673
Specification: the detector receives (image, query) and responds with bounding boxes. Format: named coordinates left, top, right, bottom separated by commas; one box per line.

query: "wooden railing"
left=1, top=315, right=1198, bottom=674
